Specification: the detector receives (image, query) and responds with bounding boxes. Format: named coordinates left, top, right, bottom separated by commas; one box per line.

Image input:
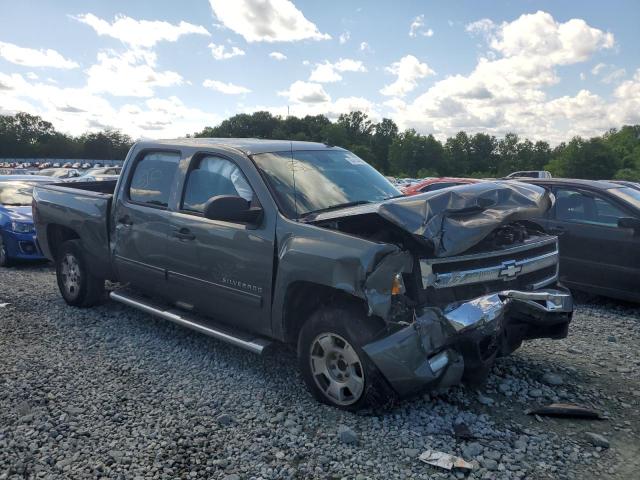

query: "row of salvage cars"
left=3, top=169, right=639, bottom=302
left=0, top=167, right=120, bottom=266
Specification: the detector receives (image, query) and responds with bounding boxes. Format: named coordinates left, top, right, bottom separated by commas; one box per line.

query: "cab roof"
left=522, top=178, right=624, bottom=190
left=142, top=138, right=338, bottom=156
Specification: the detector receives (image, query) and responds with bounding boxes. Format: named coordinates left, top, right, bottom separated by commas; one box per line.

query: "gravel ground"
left=1, top=264, right=639, bottom=480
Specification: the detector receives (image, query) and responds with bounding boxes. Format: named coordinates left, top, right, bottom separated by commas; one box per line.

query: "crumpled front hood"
left=310, top=181, right=552, bottom=258
left=1, top=205, right=33, bottom=222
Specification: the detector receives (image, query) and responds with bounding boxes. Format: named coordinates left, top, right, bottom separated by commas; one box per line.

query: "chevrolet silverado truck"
left=33, top=139, right=573, bottom=410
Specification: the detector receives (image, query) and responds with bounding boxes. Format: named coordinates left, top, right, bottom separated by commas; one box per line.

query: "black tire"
left=55, top=239, right=104, bottom=307
left=297, top=303, right=396, bottom=411
left=0, top=236, right=12, bottom=267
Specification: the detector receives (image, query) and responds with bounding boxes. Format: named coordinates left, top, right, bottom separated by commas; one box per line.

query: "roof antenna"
left=290, top=141, right=299, bottom=219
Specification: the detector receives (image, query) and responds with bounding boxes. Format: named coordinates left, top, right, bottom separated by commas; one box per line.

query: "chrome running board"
left=109, top=290, right=272, bottom=354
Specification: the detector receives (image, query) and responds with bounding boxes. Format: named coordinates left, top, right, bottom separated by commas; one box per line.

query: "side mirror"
left=203, top=195, right=263, bottom=225
left=618, top=217, right=640, bottom=232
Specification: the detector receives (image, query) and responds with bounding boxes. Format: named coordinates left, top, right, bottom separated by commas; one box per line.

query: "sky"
left=0, top=0, right=639, bottom=144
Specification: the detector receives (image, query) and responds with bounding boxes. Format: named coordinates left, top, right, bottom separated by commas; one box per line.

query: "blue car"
left=0, top=179, right=50, bottom=266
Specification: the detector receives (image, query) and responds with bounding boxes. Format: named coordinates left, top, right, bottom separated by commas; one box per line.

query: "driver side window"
left=182, top=156, right=254, bottom=214
left=555, top=188, right=626, bottom=227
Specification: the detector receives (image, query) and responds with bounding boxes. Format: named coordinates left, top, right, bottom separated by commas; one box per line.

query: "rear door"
left=112, top=150, right=180, bottom=296
left=548, top=186, right=639, bottom=296
left=164, top=153, right=275, bottom=335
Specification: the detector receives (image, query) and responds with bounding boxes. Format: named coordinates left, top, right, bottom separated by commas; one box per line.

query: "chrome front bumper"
left=363, top=287, right=573, bottom=396
left=444, top=288, right=573, bottom=332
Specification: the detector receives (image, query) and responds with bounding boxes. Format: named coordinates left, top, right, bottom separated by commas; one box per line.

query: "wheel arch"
left=280, top=281, right=373, bottom=345
left=46, top=224, right=80, bottom=261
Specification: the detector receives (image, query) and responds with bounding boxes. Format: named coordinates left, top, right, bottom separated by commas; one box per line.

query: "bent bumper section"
left=362, top=287, right=573, bottom=397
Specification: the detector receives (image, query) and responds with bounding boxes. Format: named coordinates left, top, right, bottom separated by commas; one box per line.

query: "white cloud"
left=591, top=62, right=607, bottom=75
left=86, top=50, right=183, bottom=97
left=278, top=81, right=330, bottom=103
left=409, top=15, right=434, bottom=38
left=465, top=18, right=496, bottom=36
left=602, top=68, right=626, bottom=84
left=0, top=72, right=220, bottom=138
left=269, top=51, right=287, bottom=61
left=208, top=0, right=330, bottom=42
left=248, top=96, right=378, bottom=121
left=309, top=58, right=366, bottom=83
left=387, top=11, right=620, bottom=143
left=26, top=72, right=39, bottom=80
left=380, top=55, right=435, bottom=97
left=208, top=43, right=245, bottom=60
left=73, top=13, right=210, bottom=48
left=203, top=79, right=251, bottom=94
left=489, top=11, right=614, bottom=64
left=339, top=31, right=350, bottom=44
left=0, top=41, right=78, bottom=69
left=359, top=42, right=371, bottom=52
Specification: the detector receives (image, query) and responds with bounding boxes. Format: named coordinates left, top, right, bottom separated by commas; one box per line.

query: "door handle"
left=117, top=215, right=133, bottom=226
left=173, top=228, right=196, bottom=241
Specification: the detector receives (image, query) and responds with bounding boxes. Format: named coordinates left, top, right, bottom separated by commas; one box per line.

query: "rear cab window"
left=128, top=152, right=180, bottom=208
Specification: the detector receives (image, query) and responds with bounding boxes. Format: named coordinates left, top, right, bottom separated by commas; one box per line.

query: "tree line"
left=0, top=112, right=132, bottom=160
left=2, top=111, right=639, bottom=180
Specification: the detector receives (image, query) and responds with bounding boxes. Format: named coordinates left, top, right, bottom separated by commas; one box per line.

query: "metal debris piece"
left=0, top=302, right=9, bottom=308
left=526, top=403, right=604, bottom=420
left=419, top=450, right=474, bottom=471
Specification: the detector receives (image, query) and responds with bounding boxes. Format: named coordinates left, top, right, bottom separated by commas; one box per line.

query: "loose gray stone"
left=338, top=425, right=358, bottom=445
left=217, top=413, right=234, bottom=426
left=542, top=372, right=564, bottom=386
left=585, top=432, right=610, bottom=448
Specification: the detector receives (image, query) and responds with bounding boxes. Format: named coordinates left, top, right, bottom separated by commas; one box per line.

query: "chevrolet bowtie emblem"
left=499, top=260, right=522, bottom=279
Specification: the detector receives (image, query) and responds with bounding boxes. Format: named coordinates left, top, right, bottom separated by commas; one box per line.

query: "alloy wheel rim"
left=61, top=253, right=81, bottom=298
left=309, top=333, right=365, bottom=406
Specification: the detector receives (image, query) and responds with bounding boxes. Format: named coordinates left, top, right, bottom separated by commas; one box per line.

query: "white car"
left=505, top=170, right=552, bottom=179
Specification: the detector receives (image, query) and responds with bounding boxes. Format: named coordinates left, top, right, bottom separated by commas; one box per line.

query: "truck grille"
left=419, top=236, right=559, bottom=306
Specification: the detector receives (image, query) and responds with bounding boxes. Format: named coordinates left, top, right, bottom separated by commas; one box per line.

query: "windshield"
left=252, top=149, right=400, bottom=217
left=610, top=186, right=640, bottom=209
left=0, top=181, right=36, bottom=205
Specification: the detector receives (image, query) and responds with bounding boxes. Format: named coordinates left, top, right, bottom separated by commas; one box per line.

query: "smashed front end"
left=310, top=181, right=574, bottom=397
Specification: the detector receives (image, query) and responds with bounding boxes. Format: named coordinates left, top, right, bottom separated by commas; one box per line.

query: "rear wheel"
left=0, top=236, right=12, bottom=267
left=56, top=240, right=104, bottom=307
left=297, top=303, right=396, bottom=411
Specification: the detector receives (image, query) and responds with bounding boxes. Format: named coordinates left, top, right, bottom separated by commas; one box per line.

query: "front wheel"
left=56, top=240, right=104, bottom=307
left=297, top=304, right=396, bottom=411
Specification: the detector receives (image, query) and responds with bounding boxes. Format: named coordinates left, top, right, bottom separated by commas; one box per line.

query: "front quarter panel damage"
left=271, top=218, right=409, bottom=339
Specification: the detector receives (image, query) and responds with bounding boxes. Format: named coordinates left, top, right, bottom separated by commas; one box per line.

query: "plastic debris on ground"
left=419, top=450, right=474, bottom=471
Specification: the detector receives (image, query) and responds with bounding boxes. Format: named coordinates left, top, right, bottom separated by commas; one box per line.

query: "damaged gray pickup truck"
left=32, top=139, right=573, bottom=410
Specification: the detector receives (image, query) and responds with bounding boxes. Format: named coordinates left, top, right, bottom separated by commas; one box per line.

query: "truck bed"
left=32, top=180, right=117, bottom=278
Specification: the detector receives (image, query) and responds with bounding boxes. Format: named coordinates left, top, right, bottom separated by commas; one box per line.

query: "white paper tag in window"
left=344, top=154, right=367, bottom=166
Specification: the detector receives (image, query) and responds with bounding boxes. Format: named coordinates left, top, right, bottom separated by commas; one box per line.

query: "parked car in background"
left=83, top=166, right=122, bottom=176
left=523, top=178, right=640, bottom=302
left=506, top=171, right=552, bottom=179
left=0, top=178, right=51, bottom=266
left=52, top=163, right=61, bottom=168
left=33, top=139, right=572, bottom=410
left=402, top=177, right=480, bottom=196
left=38, top=168, right=81, bottom=179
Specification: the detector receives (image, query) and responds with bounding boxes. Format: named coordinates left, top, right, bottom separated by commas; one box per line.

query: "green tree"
left=546, top=137, right=621, bottom=179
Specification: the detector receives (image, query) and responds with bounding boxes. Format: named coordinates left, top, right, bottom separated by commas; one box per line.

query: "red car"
left=401, top=177, right=480, bottom=196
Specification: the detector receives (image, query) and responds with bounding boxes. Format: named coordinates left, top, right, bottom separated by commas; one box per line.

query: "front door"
left=112, top=151, right=181, bottom=296
left=549, top=186, right=640, bottom=297
left=164, top=154, right=275, bottom=335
